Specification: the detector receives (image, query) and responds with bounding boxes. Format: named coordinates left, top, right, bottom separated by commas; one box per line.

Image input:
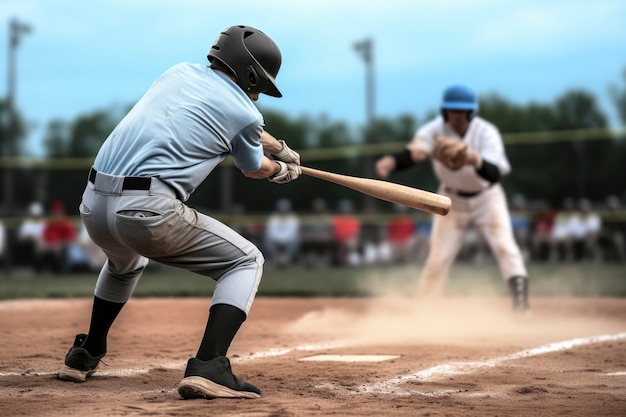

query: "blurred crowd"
left=1, top=194, right=624, bottom=274
left=0, top=200, right=106, bottom=274
left=229, top=194, right=626, bottom=269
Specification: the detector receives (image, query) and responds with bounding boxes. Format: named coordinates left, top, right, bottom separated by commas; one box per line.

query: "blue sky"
left=2, top=0, right=626, bottom=156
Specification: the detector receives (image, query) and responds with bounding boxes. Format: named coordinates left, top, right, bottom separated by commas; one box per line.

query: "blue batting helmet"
left=440, top=84, right=478, bottom=121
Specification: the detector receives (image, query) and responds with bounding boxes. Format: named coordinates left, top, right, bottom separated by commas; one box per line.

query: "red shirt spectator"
left=43, top=201, right=77, bottom=246
left=332, top=215, right=360, bottom=243
left=386, top=215, right=415, bottom=244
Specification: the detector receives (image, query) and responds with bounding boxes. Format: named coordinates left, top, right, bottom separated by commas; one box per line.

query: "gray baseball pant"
left=79, top=169, right=264, bottom=315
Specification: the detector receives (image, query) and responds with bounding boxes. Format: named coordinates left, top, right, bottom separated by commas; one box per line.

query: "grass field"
left=1, top=262, right=624, bottom=300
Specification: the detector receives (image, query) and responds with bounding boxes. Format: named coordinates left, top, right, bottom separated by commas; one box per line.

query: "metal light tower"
left=4, top=18, right=31, bottom=216
left=353, top=38, right=375, bottom=141
left=3, top=18, right=31, bottom=274
left=353, top=38, right=377, bottom=211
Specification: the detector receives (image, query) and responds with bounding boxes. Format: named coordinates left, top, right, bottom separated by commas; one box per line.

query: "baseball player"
left=375, top=84, right=530, bottom=312
left=57, top=25, right=301, bottom=400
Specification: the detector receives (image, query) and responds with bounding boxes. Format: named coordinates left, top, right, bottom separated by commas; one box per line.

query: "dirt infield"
left=1, top=296, right=625, bottom=417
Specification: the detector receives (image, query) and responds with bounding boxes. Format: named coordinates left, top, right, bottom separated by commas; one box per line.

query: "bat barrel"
left=300, top=166, right=451, bottom=216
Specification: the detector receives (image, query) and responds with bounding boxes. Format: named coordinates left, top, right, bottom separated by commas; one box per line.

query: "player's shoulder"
left=473, top=115, right=497, bottom=128
left=419, top=116, right=446, bottom=133
left=472, top=116, right=502, bottom=136
left=163, top=62, right=206, bottom=75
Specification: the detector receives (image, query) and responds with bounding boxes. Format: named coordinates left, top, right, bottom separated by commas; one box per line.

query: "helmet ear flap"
left=247, top=66, right=259, bottom=89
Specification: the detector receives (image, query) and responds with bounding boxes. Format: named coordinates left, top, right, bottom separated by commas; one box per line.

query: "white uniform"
left=408, top=115, right=527, bottom=297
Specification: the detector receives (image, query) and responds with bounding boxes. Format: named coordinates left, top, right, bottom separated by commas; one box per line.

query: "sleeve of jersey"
left=480, top=123, right=511, bottom=175
left=231, top=122, right=264, bottom=172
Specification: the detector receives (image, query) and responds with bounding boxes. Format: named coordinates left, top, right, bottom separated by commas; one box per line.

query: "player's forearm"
left=475, top=159, right=501, bottom=182
left=392, top=148, right=427, bottom=170
left=259, top=131, right=283, bottom=154
left=242, top=156, right=281, bottom=179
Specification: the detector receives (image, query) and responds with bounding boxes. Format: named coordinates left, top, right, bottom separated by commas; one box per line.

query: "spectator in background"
left=0, top=219, right=5, bottom=267
left=531, top=200, right=556, bottom=261
left=550, top=197, right=576, bottom=262
left=41, top=200, right=77, bottom=273
left=577, top=198, right=602, bottom=262
left=599, top=195, right=625, bottom=263
left=263, top=198, right=300, bottom=268
left=18, top=201, right=47, bottom=272
left=228, top=203, right=264, bottom=249
left=332, top=199, right=361, bottom=266
left=300, top=198, right=334, bottom=268
left=385, top=204, right=417, bottom=264
left=77, top=222, right=107, bottom=271
left=360, top=205, right=391, bottom=266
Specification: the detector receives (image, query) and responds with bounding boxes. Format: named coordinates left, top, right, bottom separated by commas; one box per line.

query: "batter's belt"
left=87, top=167, right=177, bottom=199
left=444, top=183, right=494, bottom=198
left=89, top=167, right=151, bottom=190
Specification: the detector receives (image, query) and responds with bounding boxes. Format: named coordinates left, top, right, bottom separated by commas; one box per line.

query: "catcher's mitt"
left=432, top=136, right=468, bottom=170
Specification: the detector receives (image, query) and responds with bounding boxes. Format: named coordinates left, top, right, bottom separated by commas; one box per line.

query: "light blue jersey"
left=94, top=62, right=264, bottom=201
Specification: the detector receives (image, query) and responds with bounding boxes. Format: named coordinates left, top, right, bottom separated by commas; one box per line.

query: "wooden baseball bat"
left=300, top=166, right=451, bottom=216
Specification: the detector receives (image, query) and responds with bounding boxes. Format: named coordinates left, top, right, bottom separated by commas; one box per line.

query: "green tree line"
left=2, top=69, right=626, bottom=217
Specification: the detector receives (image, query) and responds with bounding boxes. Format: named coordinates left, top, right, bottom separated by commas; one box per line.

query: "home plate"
left=299, top=354, right=400, bottom=362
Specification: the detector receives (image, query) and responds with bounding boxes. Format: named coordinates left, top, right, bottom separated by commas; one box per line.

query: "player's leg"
left=115, top=201, right=263, bottom=398
left=417, top=204, right=468, bottom=299
left=59, top=189, right=150, bottom=382
left=475, top=186, right=529, bottom=311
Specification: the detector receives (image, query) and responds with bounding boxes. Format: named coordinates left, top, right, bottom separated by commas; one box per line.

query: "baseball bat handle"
left=300, top=166, right=451, bottom=216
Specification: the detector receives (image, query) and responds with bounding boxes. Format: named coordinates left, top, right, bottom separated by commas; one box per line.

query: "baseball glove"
left=432, top=136, right=468, bottom=170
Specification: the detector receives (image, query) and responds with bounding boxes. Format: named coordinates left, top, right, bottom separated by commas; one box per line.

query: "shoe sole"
left=178, top=376, right=261, bottom=400
left=58, top=365, right=94, bottom=383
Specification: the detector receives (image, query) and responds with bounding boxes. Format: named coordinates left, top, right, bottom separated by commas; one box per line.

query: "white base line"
left=0, top=341, right=345, bottom=378
left=2, top=333, right=624, bottom=388
left=343, top=332, right=626, bottom=396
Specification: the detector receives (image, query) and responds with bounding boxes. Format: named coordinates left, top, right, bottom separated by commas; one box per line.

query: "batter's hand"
left=375, top=156, right=396, bottom=179
left=271, top=140, right=301, bottom=165
left=268, top=161, right=301, bottom=184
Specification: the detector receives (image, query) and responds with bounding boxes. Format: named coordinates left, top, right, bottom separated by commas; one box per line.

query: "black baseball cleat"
left=58, top=334, right=106, bottom=383
left=178, top=356, right=261, bottom=400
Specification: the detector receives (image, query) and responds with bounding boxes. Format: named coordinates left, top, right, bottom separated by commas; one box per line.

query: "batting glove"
left=271, top=140, right=301, bottom=165
left=268, top=161, right=301, bottom=184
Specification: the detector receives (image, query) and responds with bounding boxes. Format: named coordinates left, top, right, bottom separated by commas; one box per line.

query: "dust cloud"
left=281, top=269, right=619, bottom=348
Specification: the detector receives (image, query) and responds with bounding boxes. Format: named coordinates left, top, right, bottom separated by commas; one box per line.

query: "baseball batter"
left=57, top=25, right=302, bottom=399
left=376, top=84, right=530, bottom=312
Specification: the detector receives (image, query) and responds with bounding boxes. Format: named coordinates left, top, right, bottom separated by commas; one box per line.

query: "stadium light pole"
left=353, top=38, right=376, bottom=211
left=3, top=18, right=31, bottom=273
left=4, top=18, right=31, bottom=215
left=353, top=38, right=375, bottom=141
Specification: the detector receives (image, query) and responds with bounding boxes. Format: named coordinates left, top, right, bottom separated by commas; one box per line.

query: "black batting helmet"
left=208, top=25, right=282, bottom=97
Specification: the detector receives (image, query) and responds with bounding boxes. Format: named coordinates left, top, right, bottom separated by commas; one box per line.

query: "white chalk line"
left=2, top=333, right=624, bottom=398
left=320, top=332, right=626, bottom=397
left=0, top=340, right=345, bottom=378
